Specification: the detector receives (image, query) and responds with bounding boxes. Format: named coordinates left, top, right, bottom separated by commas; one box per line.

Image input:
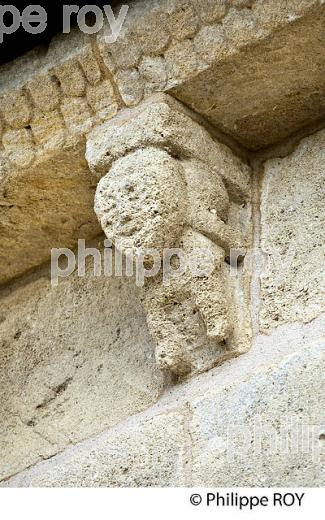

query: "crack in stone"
left=181, top=401, right=194, bottom=486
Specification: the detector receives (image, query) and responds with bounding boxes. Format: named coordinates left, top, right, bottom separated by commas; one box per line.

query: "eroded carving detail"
left=87, top=98, right=252, bottom=377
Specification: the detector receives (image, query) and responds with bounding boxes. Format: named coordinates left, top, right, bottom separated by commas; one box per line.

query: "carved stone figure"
left=88, top=97, right=252, bottom=377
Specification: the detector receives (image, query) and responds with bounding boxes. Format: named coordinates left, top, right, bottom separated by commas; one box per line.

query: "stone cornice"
left=0, top=0, right=324, bottom=284
left=0, top=0, right=323, bottom=166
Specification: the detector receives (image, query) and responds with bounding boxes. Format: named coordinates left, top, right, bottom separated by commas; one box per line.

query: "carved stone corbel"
left=86, top=96, right=252, bottom=378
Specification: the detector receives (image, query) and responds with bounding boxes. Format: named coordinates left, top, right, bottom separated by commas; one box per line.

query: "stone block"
left=7, top=411, right=184, bottom=487
left=54, top=60, right=86, bottom=97
left=0, top=254, right=166, bottom=481
left=189, top=342, right=325, bottom=486
left=86, top=80, right=118, bottom=121
left=171, top=1, right=325, bottom=149
left=260, top=129, right=325, bottom=332
left=4, top=341, right=324, bottom=487
left=27, top=74, right=61, bottom=113
left=0, top=89, right=32, bottom=129
left=0, top=141, right=100, bottom=284
left=115, top=69, right=144, bottom=107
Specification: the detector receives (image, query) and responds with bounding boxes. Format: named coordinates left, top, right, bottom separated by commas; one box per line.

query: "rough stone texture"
left=138, top=56, right=168, bottom=94
left=86, top=96, right=251, bottom=200
left=173, top=1, right=325, bottom=149
left=0, top=0, right=324, bottom=490
left=0, top=141, right=101, bottom=285
left=3, top=412, right=185, bottom=487
left=0, top=92, right=249, bottom=287
left=0, top=0, right=324, bottom=286
left=0, top=248, right=166, bottom=481
left=4, top=341, right=324, bottom=487
left=88, top=98, right=252, bottom=377
left=86, top=80, right=118, bottom=121
left=115, top=69, right=144, bottom=107
left=260, top=129, right=325, bottom=332
left=0, top=0, right=323, bottom=154
left=189, top=342, right=325, bottom=487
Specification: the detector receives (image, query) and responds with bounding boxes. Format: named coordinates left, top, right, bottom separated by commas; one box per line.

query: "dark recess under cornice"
left=0, top=1, right=124, bottom=66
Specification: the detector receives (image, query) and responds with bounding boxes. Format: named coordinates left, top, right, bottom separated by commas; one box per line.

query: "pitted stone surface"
left=3, top=341, right=324, bottom=487
left=0, top=0, right=324, bottom=285
left=0, top=0, right=323, bottom=159
left=260, top=129, right=325, bottom=332
left=90, top=99, right=252, bottom=378
left=0, top=0, right=324, bottom=491
left=0, top=249, right=165, bottom=481
left=95, top=147, right=188, bottom=257
left=86, top=97, right=251, bottom=201
left=189, top=342, right=325, bottom=486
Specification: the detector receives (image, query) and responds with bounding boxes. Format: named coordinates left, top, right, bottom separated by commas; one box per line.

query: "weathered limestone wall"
left=0, top=0, right=323, bottom=151
left=0, top=249, right=166, bottom=481
left=1, top=126, right=325, bottom=486
left=0, top=0, right=324, bottom=489
left=0, top=95, right=254, bottom=479
left=3, top=341, right=324, bottom=487
left=1, top=0, right=324, bottom=285
left=259, top=130, right=325, bottom=332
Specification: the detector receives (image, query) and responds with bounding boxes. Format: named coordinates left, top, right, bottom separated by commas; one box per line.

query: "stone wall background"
left=0, top=0, right=324, bottom=487
left=1, top=125, right=324, bottom=486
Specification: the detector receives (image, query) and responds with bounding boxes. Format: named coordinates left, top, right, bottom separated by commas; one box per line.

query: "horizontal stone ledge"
left=171, top=1, right=325, bottom=149
left=0, top=2, right=323, bottom=286
left=2, top=340, right=324, bottom=487
left=0, top=94, right=250, bottom=286
left=0, top=0, right=323, bottom=154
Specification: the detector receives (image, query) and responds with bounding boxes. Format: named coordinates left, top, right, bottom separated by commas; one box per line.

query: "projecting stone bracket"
left=86, top=96, right=253, bottom=378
